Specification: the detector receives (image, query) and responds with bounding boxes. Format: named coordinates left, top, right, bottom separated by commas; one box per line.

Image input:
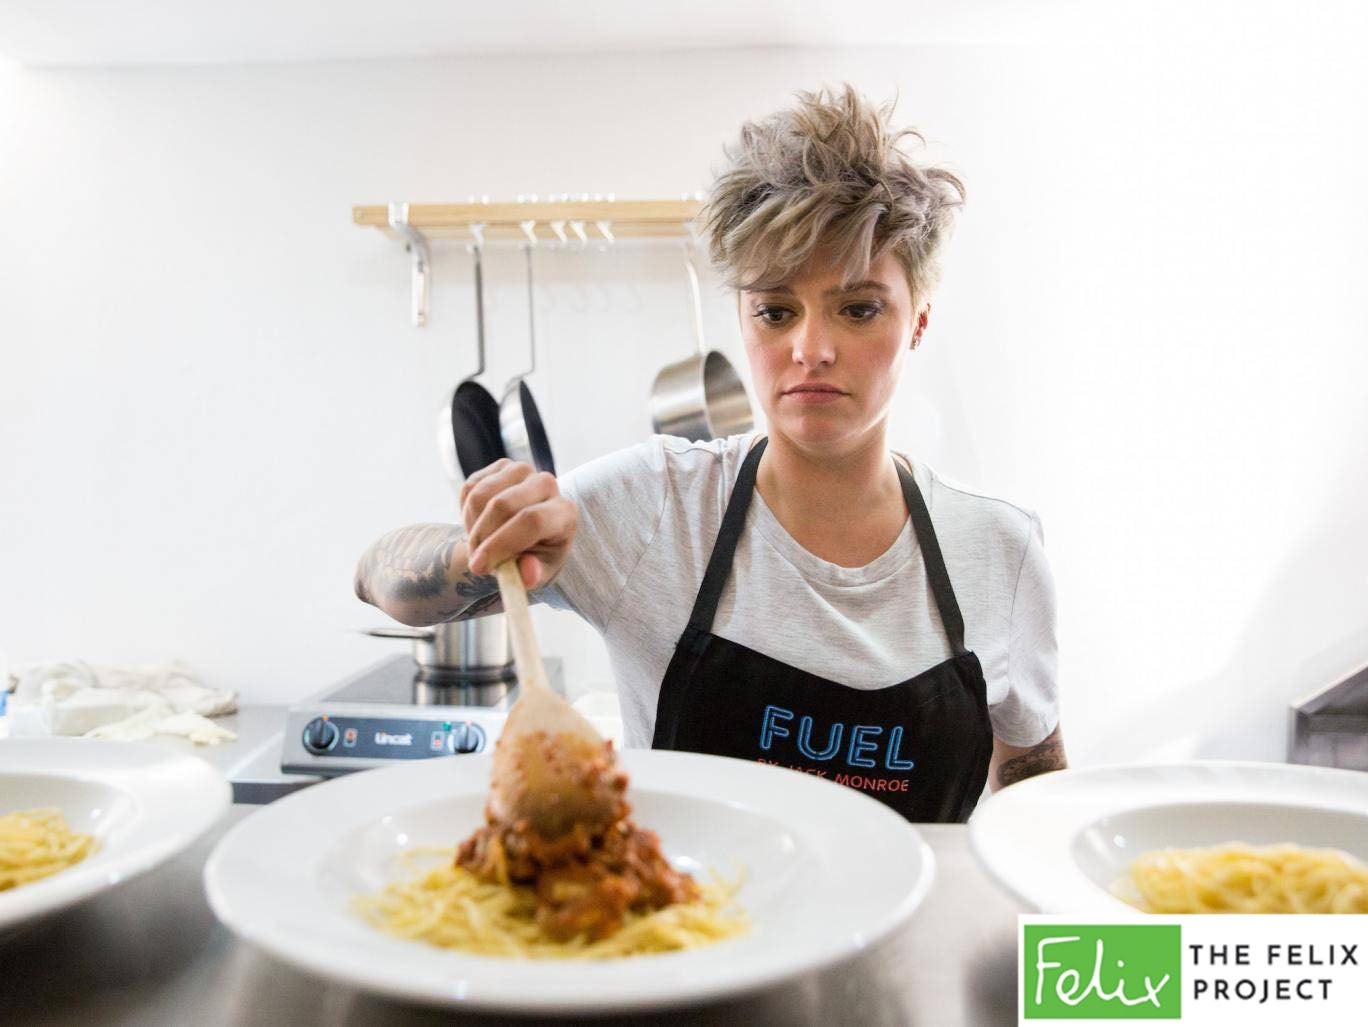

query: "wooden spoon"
left=487, top=560, right=626, bottom=839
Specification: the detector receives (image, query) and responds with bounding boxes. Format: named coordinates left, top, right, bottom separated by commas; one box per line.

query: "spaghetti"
left=1115, top=842, right=1368, bottom=914
left=0, top=807, right=97, bottom=891
left=357, top=729, right=749, bottom=957
left=355, top=846, right=748, bottom=958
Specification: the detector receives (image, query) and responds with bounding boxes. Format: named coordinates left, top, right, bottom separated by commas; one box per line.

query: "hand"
left=459, top=459, right=578, bottom=591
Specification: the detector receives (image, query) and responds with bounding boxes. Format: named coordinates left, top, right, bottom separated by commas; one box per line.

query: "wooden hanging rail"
left=356, top=196, right=705, bottom=326
left=352, top=198, right=704, bottom=241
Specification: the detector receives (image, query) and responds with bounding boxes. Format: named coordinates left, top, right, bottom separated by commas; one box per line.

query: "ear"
left=911, top=303, right=931, bottom=349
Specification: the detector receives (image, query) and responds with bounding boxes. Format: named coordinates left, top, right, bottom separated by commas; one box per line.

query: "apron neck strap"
left=687, top=436, right=768, bottom=633
left=894, top=457, right=968, bottom=655
left=686, top=436, right=968, bottom=656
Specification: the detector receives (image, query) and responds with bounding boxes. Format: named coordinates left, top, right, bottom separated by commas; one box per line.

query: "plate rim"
left=0, top=737, right=231, bottom=929
left=968, top=758, right=1368, bottom=914
left=204, top=749, right=936, bottom=1014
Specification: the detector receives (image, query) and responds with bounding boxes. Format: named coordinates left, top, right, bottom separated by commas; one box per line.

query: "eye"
left=752, top=305, right=792, bottom=326
left=844, top=302, right=883, bottom=322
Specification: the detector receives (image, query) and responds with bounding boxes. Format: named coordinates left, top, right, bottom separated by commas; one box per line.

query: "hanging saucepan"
left=450, top=240, right=509, bottom=477
left=498, top=242, right=556, bottom=473
left=648, top=245, right=754, bottom=441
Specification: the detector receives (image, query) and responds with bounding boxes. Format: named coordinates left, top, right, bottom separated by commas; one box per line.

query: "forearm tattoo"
left=354, top=522, right=498, bottom=622
left=995, top=728, right=1068, bottom=788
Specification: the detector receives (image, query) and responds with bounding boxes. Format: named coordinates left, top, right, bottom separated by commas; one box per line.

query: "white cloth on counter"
left=6, top=659, right=237, bottom=746
left=86, top=707, right=237, bottom=745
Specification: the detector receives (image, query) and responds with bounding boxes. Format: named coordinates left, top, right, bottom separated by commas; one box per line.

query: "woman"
left=355, top=84, right=1065, bottom=822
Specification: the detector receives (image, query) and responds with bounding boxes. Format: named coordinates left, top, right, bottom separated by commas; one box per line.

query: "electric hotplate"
left=280, top=654, right=564, bottom=777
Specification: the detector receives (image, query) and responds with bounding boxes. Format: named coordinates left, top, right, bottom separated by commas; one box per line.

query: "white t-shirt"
left=532, top=431, right=1059, bottom=751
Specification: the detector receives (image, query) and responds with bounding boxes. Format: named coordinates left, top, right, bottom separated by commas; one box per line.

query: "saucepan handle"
left=362, top=627, right=435, bottom=641
left=683, top=245, right=707, bottom=358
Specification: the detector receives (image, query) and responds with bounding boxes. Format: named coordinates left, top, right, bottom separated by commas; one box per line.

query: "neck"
left=755, top=424, right=901, bottom=524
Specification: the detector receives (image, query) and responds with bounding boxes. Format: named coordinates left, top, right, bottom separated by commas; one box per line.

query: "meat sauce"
left=457, top=740, right=698, bottom=941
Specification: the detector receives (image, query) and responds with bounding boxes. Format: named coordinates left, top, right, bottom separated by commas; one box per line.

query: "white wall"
left=3, top=30, right=1366, bottom=764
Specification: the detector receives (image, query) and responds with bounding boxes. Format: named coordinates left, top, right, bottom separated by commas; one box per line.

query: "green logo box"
left=1023, top=924, right=1183, bottom=1019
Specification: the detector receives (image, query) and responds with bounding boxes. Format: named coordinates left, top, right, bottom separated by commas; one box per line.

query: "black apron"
left=651, top=436, right=993, bottom=823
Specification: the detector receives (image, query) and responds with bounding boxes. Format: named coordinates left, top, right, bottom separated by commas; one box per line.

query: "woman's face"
left=738, top=246, right=926, bottom=451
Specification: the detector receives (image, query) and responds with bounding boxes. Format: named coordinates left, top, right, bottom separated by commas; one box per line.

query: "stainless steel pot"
left=365, top=616, right=514, bottom=684
left=499, top=242, right=556, bottom=473
left=649, top=246, right=754, bottom=441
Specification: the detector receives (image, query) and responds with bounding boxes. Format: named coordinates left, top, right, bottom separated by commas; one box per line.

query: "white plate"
left=204, top=749, right=933, bottom=1014
left=0, top=738, right=231, bottom=932
left=969, top=760, right=1368, bottom=914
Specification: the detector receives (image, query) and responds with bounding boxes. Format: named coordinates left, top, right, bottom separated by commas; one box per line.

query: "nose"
left=790, top=318, right=836, bottom=370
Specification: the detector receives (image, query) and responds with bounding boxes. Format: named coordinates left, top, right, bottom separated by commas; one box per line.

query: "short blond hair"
left=699, top=83, right=965, bottom=308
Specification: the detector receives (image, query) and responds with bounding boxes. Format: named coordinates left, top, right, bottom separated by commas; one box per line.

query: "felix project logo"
left=1024, top=925, right=1182, bottom=1019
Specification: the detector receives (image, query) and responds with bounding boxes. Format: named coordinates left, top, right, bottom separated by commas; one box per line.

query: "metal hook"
left=470, top=241, right=488, bottom=379
left=549, top=220, right=568, bottom=248
left=569, top=220, right=588, bottom=250
left=469, top=221, right=486, bottom=249
left=386, top=201, right=430, bottom=327
left=522, top=242, right=537, bottom=378
left=520, top=219, right=538, bottom=246
left=593, top=193, right=615, bottom=252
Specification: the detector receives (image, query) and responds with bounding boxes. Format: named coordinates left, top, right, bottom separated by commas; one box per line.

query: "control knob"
left=450, top=723, right=485, bottom=754
left=301, top=717, right=340, bottom=754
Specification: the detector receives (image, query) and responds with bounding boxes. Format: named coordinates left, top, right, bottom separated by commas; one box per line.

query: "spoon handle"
left=494, top=560, right=551, bottom=697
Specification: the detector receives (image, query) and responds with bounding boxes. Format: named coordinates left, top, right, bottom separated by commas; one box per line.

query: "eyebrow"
left=749, top=280, right=890, bottom=297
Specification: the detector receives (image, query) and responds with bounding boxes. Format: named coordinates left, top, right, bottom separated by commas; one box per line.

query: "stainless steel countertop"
left=0, top=808, right=1024, bottom=1026
left=192, top=704, right=325, bottom=803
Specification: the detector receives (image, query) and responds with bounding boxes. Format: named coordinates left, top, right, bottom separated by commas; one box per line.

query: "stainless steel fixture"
left=649, top=245, right=753, bottom=441
left=498, top=239, right=556, bottom=472
left=364, top=617, right=514, bottom=685
left=386, top=201, right=431, bottom=327
left=1288, top=659, right=1368, bottom=771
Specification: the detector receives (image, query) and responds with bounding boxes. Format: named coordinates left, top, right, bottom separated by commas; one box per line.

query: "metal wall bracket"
left=387, top=202, right=431, bottom=327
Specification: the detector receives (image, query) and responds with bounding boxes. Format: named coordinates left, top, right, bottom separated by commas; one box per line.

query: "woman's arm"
left=353, top=522, right=502, bottom=626
left=988, top=725, right=1067, bottom=791
left=354, top=460, right=578, bottom=626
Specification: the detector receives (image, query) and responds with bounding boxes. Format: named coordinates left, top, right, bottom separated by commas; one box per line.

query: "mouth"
left=783, top=383, right=847, bottom=396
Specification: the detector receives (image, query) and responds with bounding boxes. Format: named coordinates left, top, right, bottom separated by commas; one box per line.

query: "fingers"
left=457, top=458, right=504, bottom=511
left=459, top=459, right=517, bottom=527
left=466, top=468, right=558, bottom=551
left=460, top=460, right=537, bottom=534
left=467, top=496, right=574, bottom=577
left=518, top=552, right=543, bottom=590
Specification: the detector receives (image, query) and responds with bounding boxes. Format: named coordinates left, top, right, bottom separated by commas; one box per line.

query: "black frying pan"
left=451, top=243, right=508, bottom=477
